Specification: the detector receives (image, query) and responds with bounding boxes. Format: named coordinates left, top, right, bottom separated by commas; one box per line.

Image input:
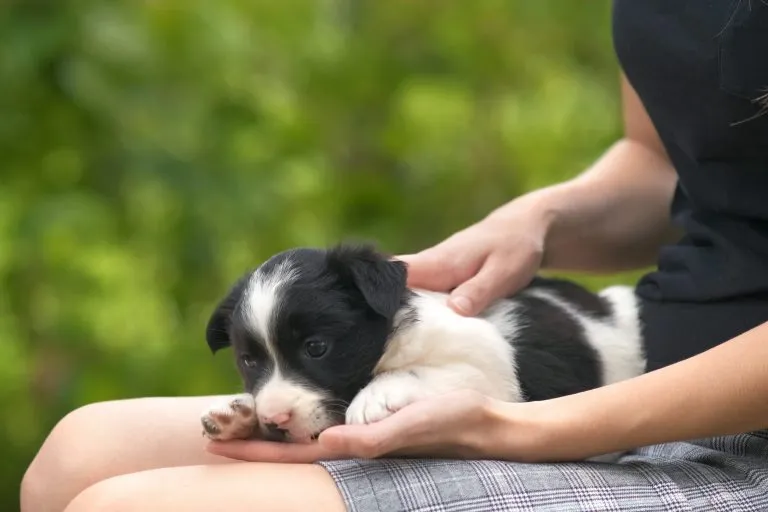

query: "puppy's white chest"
left=357, top=293, right=522, bottom=422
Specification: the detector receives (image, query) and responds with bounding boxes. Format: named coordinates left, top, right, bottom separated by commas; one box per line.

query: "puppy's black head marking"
left=265, top=244, right=408, bottom=401
left=325, top=244, right=408, bottom=321
left=204, top=243, right=412, bottom=434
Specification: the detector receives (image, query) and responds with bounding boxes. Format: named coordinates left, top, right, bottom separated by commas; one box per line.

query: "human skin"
left=399, top=75, right=680, bottom=317
left=208, top=319, right=768, bottom=463
left=24, top=74, right=760, bottom=512
left=24, top=316, right=768, bottom=511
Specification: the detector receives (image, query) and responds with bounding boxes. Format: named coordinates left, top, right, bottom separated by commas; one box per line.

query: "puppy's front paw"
left=345, top=373, right=425, bottom=425
left=201, top=394, right=258, bottom=441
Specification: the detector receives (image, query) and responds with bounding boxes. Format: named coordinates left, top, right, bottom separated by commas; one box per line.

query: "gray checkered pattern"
left=317, top=430, right=768, bottom=511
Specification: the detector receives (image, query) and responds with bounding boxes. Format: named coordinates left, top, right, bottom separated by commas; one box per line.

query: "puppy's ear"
left=327, top=244, right=407, bottom=320
left=205, top=275, right=249, bottom=354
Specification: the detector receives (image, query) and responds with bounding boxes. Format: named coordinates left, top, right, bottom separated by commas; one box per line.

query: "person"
left=21, top=2, right=768, bottom=511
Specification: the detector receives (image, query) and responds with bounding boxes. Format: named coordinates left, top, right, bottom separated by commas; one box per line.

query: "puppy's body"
left=201, top=245, right=645, bottom=447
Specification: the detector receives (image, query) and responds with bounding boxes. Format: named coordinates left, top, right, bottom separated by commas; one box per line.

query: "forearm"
left=507, top=320, right=768, bottom=461
left=492, top=138, right=679, bottom=273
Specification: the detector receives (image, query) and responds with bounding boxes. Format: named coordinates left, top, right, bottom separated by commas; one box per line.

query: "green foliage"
left=1, top=0, right=632, bottom=507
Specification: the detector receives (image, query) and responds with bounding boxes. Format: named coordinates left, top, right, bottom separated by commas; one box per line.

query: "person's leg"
left=63, top=463, right=344, bottom=512
left=21, top=396, right=237, bottom=512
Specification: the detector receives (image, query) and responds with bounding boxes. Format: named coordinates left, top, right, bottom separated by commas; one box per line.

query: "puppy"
left=201, top=244, right=645, bottom=445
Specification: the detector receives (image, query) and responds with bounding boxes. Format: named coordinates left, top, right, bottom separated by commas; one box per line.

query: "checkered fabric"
left=317, top=430, right=768, bottom=511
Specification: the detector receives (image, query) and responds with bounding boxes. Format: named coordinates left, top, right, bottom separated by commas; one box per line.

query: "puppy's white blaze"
left=255, top=367, right=330, bottom=438
left=378, top=290, right=522, bottom=402
left=242, top=258, right=337, bottom=438
left=243, top=259, right=299, bottom=357
left=526, top=287, right=645, bottom=385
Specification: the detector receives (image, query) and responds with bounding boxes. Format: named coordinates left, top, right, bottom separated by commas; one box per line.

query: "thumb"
left=319, top=423, right=400, bottom=459
left=448, top=258, right=532, bottom=316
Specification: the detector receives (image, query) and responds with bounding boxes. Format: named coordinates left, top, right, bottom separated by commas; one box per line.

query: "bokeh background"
left=2, top=0, right=643, bottom=508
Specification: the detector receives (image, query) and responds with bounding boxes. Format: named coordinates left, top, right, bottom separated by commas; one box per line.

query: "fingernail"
left=451, top=296, right=473, bottom=315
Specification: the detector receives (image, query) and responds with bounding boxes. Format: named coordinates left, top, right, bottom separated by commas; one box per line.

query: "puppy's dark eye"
left=304, top=338, right=328, bottom=359
left=240, top=354, right=257, bottom=368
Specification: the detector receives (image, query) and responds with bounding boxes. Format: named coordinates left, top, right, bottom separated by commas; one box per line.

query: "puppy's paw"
left=345, top=373, right=426, bottom=425
left=201, top=394, right=258, bottom=441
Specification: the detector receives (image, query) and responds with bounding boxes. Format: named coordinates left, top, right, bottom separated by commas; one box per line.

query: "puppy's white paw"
left=345, top=373, right=426, bottom=425
left=201, top=394, right=258, bottom=441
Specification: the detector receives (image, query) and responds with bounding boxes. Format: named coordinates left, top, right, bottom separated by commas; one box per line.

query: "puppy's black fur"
left=206, top=246, right=408, bottom=406
left=204, top=244, right=641, bottom=442
left=509, top=294, right=602, bottom=401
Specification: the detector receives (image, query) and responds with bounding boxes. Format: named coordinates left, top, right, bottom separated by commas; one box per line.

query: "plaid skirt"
left=317, top=430, right=768, bottom=511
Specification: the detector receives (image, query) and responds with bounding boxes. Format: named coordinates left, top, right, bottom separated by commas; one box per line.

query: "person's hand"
left=204, top=390, right=557, bottom=463
left=398, top=194, right=555, bottom=316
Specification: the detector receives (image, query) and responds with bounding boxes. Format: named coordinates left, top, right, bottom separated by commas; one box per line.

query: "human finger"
left=448, top=254, right=534, bottom=315
left=204, top=439, right=341, bottom=463
left=396, top=252, right=457, bottom=291
left=318, top=399, right=444, bottom=458
left=396, top=249, right=480, bottom=292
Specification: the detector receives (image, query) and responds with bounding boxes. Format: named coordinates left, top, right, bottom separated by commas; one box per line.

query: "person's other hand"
left=204, top=390, right=553, bottom=463
left=398, top=196, right=554, bottom=316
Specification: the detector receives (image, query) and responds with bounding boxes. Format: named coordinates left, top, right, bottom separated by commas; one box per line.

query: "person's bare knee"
left=21, top=396, right=232, bottom=512
left=22, top=402, right=119, bottom=512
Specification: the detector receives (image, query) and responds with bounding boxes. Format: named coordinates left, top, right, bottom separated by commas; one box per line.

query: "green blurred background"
left=2, top=0, right=641, bottom=508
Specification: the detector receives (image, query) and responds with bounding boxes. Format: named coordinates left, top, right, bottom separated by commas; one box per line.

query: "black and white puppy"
left=201, top=244, right=645, bottom=444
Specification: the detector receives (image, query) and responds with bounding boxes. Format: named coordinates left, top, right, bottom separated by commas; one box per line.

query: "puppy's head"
left=206, top=244, right=408, bottom=442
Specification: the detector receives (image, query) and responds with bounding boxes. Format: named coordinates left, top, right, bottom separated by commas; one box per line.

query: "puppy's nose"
left=260, top=411, right=291, bottom=427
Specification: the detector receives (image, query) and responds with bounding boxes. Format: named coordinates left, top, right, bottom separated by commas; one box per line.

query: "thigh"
left=22, top=396, right=238, bottom=512
left=64, top=463, right=345, bottom=512
left=39, top=395, right=235, bottom=471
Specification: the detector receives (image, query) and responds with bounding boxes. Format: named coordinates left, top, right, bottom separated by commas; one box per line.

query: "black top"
left=612, top=1, right=768, bottom=369
left=613, top=0, right=768, bottom=302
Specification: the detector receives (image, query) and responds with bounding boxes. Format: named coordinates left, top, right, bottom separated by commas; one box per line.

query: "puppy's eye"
left=240, top=354, right=257, bottom=368
left=304, top=338, right=328, bottom=359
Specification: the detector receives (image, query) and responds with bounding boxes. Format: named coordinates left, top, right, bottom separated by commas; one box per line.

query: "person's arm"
left=488, top=320, right=768, bottom=462
left=403, top=74, right=681, bottom=315
left=206, top=320, right=768, bottom=463
left=490, top=74, right=680, bottom=273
